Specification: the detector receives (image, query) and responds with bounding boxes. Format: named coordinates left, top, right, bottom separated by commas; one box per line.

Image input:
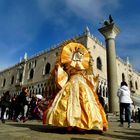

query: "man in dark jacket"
left=1, top=91, right=10, bottom=123
left=14, top=87, right=28, bottom=122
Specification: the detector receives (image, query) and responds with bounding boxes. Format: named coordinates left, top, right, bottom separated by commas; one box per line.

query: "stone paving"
left=0, top=119, right=140, bottom=140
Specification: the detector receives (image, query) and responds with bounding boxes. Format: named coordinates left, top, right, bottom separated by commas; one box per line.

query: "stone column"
left=98, top=23, right=120, bottom=113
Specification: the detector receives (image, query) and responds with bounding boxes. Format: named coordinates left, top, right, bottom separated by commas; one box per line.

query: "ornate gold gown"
left=43, top=42, right=108, bottom=131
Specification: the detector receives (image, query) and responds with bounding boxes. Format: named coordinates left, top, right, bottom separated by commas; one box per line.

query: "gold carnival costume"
left=43, top=42, right=108, bottom=131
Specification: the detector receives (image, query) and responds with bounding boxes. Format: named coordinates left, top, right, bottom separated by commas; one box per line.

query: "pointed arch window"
left=103, top=87, right=105, bottom=97
left=45, top=63, right=51, bottom=75
left=3, top=78, right=6, bottom=87
left=19, top=73, right=23, bottom=82
left=106, top=88, right=108, bottom=97
left=11, top=76, right=14, bottom=84
left=135, top=81, right=138, bottom=90
left=130, top=80, right=133, bottom=88
left=29, top=68, right=34, bottom=79
left=97, top=57, right=102, bottom=70
left=122, top=73, right=125, bottom=81
left=42, top=88, right=44, bottom=96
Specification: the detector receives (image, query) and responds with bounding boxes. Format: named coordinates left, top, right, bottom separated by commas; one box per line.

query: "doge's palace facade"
left=0, top=28, right=140, bottom=107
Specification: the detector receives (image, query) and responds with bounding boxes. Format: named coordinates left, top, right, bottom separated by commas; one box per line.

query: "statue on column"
left=103, top=15, right=114, bottom=26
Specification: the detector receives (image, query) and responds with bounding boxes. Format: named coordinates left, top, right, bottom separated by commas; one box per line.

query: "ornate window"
left=122, top=73, right=125, bottom=81
left=103, top=87, right=105, bottom=97
left=106, top=88, right=108, bottom=97
left=28, top=62, right=32, bottom=69
left=130, top=80, right=133, bottom=88
left=11, top=76, right=14, bottom=84
left=42, top=88, right=44, bottom=96
left=44, top=63, right=51, bottom=75
left=19, top=73, right=23, bottom=82
left=34, top=60, right=37, bottom=67
left=3, top=78, right=6, bottom=87
left=29, top=68, right=34, bottom=79
left=97, top=57, right=102, bottom=70
left=135, top=81, right=138, bottom=90
left=56, top=52, right=58, bottom=56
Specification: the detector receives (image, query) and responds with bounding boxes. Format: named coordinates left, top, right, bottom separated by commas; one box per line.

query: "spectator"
left=14, top=87, right=29, bottom=122
left=9, top=94, right=17, bottom=120
left=117, top=81, right=133, bottom=128
left=138, top=108, right=140, bottom=123
left=30, top=94, right=37, bottom=120
left=1, top=91, right=10, bottom=123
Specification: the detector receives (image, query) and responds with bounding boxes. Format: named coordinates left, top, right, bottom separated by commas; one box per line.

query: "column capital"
left=98, top=23, right=120, bottom=39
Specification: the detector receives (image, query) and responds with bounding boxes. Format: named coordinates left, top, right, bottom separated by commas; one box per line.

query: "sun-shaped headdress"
left=60, top=42, right=90, bottom=70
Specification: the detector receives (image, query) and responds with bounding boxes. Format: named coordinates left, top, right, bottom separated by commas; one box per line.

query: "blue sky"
left=0, top=0, right=140, bottom=72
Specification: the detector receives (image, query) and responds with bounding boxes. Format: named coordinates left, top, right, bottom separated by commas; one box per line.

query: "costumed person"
left=33, top=94, right=48, bottom=120
left=33, top=94, right=43, bottom=120
left=43, top=42, right=108, bottom=131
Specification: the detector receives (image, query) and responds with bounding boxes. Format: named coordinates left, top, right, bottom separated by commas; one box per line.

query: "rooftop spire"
left=20, top=57, right=22, bottom=62
left=24, top=52, right=28, bottom=60
left=126, top=57, right=130, bottom=65
left=84, top=26, right=90, bottom=36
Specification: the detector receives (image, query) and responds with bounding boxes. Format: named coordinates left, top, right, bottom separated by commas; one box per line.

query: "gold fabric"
left=55, top=64, right=68, bottom=89
left=61, top=42, right=90, bottom=70
left=44, top=42, right=108, bottom=131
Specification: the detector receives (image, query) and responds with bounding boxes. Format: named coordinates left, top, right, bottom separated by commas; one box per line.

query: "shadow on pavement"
left=103, top=129, right=140, bottom=140
left=7, top=122, right=104, bottom=135
left=71, top=138, right=93, bottom=140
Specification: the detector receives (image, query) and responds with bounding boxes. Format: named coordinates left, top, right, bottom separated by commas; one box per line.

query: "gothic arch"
left=98, top=80, right=103, bottom=96
left=3, top=78, right=6, bottom=87
left=122, top=73, right=125, bottom=81
left=106, top=87, right=108, bottom=97
left=45, top=62, right=51, bottom=74
left=11, top=75, right=14, bottom=84
left=29, top=68, right=34, bottom=79
left=19, top=73, right=23, bottom=82
left=103, top=86, right=105, bottom=97
left=130, top=80, right=133, bottom=88
left=96, top=57, right=102, bottom=70
left=42, top=87, right=44, bottom=96
left=135, top=81, right=138, bottom=90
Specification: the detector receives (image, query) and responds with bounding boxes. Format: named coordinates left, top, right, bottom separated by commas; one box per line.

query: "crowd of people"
left=0, top=87, right=46, bottom=123
left=0, top=86, right=109, bottom=125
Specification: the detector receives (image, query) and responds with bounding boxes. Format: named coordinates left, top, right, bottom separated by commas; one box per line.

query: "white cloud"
left=37, top=0, right=120, bottom=24
left=1, top=0, right=139, bottom=73
left=65, top=0, right=120, bottom=21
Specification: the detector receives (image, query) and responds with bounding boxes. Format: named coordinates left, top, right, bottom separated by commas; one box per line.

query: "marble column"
left=98, top=23, right=120, bottom=113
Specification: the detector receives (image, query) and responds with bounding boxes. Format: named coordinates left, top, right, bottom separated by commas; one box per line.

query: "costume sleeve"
left=55, top=64, right=68, bottom=89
